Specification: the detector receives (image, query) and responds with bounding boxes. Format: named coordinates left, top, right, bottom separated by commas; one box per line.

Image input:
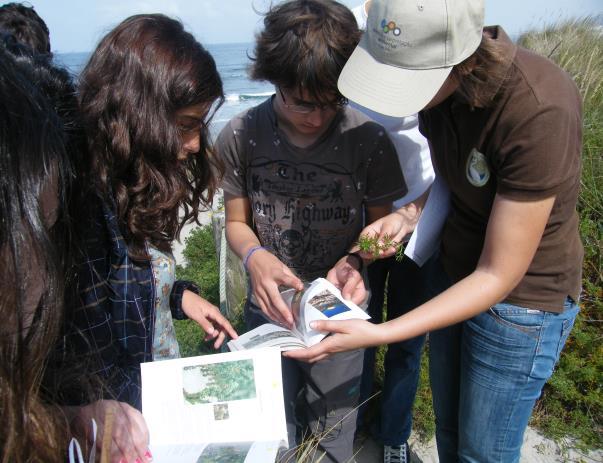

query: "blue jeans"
left=429, top=261, right=579, bottom=462
left=358, top=255, right=436, bottom=445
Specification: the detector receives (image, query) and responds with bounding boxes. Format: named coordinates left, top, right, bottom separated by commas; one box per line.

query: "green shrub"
left=176, top=224, right=220, bottom=304
left=173, top=223, right=247, bottom=357
left=174, top=224, right=221, bottom=357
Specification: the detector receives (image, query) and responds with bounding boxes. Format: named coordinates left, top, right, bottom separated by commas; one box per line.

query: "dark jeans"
left=358, top=255, right=436, bottom=446
left=245, top=300, right=364, bottom=463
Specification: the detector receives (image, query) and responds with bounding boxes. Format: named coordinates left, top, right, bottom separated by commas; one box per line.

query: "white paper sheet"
left=404, top=175, right=450, bottom=266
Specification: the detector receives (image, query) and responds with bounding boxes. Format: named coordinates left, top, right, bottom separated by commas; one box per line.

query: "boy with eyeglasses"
left=216, top=1, right=406, bottom=461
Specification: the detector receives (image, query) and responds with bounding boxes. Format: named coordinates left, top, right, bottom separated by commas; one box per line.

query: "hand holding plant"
left=357, top=208, right=417, bottom=260
left=357, top=233, right=405, bottom=261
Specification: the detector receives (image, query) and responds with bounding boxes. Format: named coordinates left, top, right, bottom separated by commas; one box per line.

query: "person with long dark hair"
left=66, top=14, right=237, bottom=463
left=0, top=39, right=73, bottom=462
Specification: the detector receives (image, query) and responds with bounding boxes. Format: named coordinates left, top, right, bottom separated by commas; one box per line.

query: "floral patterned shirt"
left=149, top=246, right=180, bottom=360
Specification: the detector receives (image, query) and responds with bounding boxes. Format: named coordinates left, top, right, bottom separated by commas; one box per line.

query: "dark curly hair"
left=0, top=2, right=50, bottom=54
left=250, top=0, right=361, bottom=102
left=78, top=14, right=224, bottom=259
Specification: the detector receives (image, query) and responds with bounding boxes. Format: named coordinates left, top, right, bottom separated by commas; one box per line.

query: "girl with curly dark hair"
left=67, top=14, right=237, bottom=463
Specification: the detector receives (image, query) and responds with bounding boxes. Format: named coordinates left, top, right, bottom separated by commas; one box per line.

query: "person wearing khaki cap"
left=286, top=1, right=584, bottom=461
left=349, top=2, right=436, bottom=463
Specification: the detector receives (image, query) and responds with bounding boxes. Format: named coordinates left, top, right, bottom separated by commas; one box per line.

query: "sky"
left=21, top=0, right=603, bottom=53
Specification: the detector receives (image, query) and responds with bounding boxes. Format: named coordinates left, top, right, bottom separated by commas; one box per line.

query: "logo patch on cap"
left=466, top=148, right=490, bottom=187
left=380, top=19, right=401, bottom=36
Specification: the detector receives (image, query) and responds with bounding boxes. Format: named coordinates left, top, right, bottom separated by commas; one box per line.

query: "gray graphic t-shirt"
left=217, top=98, right=406, bottom=281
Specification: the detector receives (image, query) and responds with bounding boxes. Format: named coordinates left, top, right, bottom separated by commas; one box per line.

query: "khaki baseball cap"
left=338, top=0, right=484, bottom=117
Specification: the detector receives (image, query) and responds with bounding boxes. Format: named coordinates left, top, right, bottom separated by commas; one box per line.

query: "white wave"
left=225, top=91, right=274, bottom=102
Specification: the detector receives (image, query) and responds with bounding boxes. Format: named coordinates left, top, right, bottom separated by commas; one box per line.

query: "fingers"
left=122, top=403, right=150, bottom=463
left=253, top=287, right=291, bottom=327
left=340, top=270, right=364, bottom=301
left=309, top=319, right=341, bottom=333
left=247, top=252, right=302, bottom=327
left=185, top=295, right=239, bottom=348
left=283, top=334, right=337, bottom=363
left=359, top=221, right=382, bottom=239
left=284, top=320, right=369, bottom=363
left=375, top=246, right=398, bottom=259
left=326, top=259, right=368, bottom=303
left=283, top=344, right=325, bottom=362
left=96, top=401, right=149, bottom=463
left=202, top=308, right=239, bottom=340
left=195, top=314, right=218, bottom=338
left=358, top=212, right=409, bottom=258
left=326, top=266, right=343, bottom=290
left=253, top=275, right=303, bottom=328
left=212, top=330, right=227, bottom=349
left=385, top=220, right=411, bottom=246
left=350, top=278, right=368, bottom=306
left=265, top=286, right=295, bottom=328
left=214, top=313, right=238, bottom=339
left=285, top=349, right=330, bottom=363
left=280, top=271, right=304, bottom=292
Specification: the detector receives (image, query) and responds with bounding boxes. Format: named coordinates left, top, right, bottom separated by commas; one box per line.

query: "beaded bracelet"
left=243, top=245, right=266, bottom=271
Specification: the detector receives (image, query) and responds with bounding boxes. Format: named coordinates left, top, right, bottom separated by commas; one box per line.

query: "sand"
left=353, top=426, right=603, bottom=462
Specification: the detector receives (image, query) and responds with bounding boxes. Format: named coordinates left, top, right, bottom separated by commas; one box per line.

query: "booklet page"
left=227, top=324, right=307, bottom=351
left=141, top=348, right=287, bottom=454
left=297, top=278, right=370, bottom=345
left=149, top=440, right=281, bottom=463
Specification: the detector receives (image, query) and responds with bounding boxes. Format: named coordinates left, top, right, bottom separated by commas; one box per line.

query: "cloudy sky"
left=23, top=0, right=603, bottom=53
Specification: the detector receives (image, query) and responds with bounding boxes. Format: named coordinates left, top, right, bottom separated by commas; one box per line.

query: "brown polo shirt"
left=420, top=26, right=583, bottom=312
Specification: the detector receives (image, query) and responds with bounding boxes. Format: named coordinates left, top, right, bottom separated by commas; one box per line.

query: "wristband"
left=243, top=245, right=266, bottom=271
left=169, top=280, right=199, bottom=320
left=346, top=252, right=364, bottom=272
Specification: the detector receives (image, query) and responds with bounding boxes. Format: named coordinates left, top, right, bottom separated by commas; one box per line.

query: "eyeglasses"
left=176, top=115, right=209, bottom=135
left=278, top=87, right=347, bottom=114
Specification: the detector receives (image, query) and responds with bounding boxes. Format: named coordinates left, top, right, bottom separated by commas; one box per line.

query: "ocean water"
left=54, top=42, right=274, bottom=137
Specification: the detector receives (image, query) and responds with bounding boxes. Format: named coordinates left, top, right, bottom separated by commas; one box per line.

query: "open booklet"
left=228, top=277, right=370, bottom=352
left=141, top=348, right=287, bottom=463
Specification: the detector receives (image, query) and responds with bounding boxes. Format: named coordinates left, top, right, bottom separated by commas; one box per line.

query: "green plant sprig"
left=356, top=233, right=404, bottom=262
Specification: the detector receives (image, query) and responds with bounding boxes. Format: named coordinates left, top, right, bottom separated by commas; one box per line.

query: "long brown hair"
left=451, top=29, right=512, bottom=109
left=0, top=40, right=73, bottom=463
left=78, top=14, right=224, bottom=259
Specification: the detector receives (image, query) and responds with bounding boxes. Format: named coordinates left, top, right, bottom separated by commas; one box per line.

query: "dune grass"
left=517, top=17, right=603, bottom=449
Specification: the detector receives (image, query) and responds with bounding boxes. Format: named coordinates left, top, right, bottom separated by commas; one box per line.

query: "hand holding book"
left=283, top=318, right=384, bottom=363
left=228, top=278, right=370, bottom=352
left=244, top=245, right=304, bottom=328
